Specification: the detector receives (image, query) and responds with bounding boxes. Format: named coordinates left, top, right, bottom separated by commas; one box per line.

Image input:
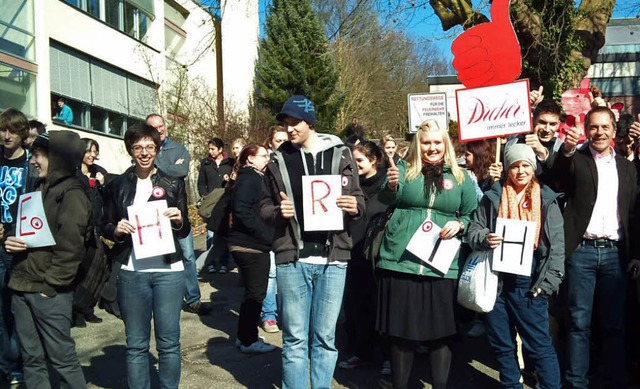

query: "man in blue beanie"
left=260, top=95, right=365, bottom=388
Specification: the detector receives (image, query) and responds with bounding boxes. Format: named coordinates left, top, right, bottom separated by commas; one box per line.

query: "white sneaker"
left=240, top=338, right=277, bottom=353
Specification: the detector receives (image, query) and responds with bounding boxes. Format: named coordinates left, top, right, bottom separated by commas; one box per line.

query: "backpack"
left=362, top=208, right=394, bottom=271
left=57, top=178, right=112, bottom=315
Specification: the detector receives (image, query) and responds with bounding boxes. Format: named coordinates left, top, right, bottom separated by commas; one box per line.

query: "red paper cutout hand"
left=451, top=0, right=522, bottom=88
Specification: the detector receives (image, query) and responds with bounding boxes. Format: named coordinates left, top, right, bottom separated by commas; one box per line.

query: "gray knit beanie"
left=504, top=143, right=537, bottom=170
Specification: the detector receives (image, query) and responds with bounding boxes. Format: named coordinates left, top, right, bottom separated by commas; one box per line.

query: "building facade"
left=0, top=0, right=259, bottom=174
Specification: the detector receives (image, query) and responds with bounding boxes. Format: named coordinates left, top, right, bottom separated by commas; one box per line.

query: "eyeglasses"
left=131, top=144, right=157, bottom=154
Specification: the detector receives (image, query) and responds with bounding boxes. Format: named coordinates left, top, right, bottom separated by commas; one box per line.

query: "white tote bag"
left=457, top=250, right=499, bottom=313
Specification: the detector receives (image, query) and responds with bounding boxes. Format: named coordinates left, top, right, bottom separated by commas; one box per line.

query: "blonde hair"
left=404, top=119, right=465, bottom=184
left=379, top=135, right=396, bottom=148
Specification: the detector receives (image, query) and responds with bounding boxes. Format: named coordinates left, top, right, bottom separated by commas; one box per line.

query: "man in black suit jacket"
left=554, top=106, right=640, bottom=388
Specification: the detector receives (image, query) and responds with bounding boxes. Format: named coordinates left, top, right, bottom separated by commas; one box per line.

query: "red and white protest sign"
left=456, top=79, right=532, bottom=142
left=127, top=200, right=175, bottom=259
left=16, top=192, right=56, bottom=248
left=302, top=175, right=343, bottom=231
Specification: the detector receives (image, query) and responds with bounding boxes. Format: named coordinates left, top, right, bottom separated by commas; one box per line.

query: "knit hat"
left=504, top=143, right=537, bottom=170
left=276, top=95, right=316, bottom=126
left=32, top=132, right=50, bottom=151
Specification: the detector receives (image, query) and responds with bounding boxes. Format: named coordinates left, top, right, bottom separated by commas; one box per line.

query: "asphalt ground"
left=4, top=233, right=539, bottom=389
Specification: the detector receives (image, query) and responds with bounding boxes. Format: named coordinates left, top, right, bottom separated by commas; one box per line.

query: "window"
left=49, top=42, right=157, bottom=136
left=62, top=0, right=153, bottom=42
left=0, top=0, right=36, bottom=61
left=0, top=61, right=36, bottom=117
left=164, top=1, right=188, bottom=61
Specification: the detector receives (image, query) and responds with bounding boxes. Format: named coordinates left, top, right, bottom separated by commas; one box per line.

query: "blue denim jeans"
left=565, top=243, right=626, bottom=389
left=484, top=275, right=560, bottom=389
left=178, top=231, right=201, bottom=306
left=261, top=253, right=277, bottom=322
left=117, top=270, right=185, bottom=389
left=277, top=261, right=347, bottom=389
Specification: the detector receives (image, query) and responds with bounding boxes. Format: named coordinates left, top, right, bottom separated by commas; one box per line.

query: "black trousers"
left=233, top=250, right=270, bottom=346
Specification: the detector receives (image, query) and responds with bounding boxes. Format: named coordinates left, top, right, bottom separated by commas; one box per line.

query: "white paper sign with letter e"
left=492, top=217, right=536, bottom=276
left=406, top=219, right=461, bottom=275
left=16, top=191, right=56, bottom=248
left=302, top=175, right=344, bottom=231
left=127, top=200, right=175, bottom=259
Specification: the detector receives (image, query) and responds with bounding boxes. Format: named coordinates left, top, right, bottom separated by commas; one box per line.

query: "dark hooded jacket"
left=467, top=181, right=565, bottom=296
left=197, top=154, right=233, bottom=197
left=9, top=131, right=91, bottom=297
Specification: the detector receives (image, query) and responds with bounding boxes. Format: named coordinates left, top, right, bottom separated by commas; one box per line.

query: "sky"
left=257, top=0, right=639, bottom=65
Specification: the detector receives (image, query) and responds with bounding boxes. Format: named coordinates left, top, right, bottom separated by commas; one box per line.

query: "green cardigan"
left=376, top=160, right=477, bottom=279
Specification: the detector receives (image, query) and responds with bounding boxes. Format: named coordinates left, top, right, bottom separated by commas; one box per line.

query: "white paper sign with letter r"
left=302, top=175, right=343, bottom=231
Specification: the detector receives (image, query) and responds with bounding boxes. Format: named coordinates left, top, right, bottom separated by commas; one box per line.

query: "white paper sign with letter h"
left=127, top=200, right=176, bottom=259
left=492, top=217, right=536, bottom=276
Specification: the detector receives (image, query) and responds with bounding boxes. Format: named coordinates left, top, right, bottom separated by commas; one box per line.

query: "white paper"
left=456, top=80, right=532, bottom=142
left=127, top=200, right=176, bottom=259
left=16, top=192, right=56, bottom=248
left=406, top=219, right=461, bottom=274
left=492, top=217, right=536, bottom=276
left=407, top=92, right=448, bottom=134
left=302, top=175, right=344, bottom=231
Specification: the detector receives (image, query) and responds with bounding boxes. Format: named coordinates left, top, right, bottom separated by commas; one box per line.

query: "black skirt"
left=376, top=269, right=458, bottom=341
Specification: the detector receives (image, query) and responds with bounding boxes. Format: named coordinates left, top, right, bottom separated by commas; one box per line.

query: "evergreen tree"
left=254, top=0, right=342, bottom=134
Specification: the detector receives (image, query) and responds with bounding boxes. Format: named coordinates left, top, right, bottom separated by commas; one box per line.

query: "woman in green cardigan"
left=375, top=120, right=477, bottom=389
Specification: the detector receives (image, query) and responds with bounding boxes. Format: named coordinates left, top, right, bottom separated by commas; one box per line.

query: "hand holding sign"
left=5, top=236, right=27, bottom=254
left=451, top=0, right=521, bottom=88
left=386, top=158, right=400, bottom=191
left=162, top=207, right=182, bottom=225
left=488, top=162, right=503, bottom=182
left=486, top=232, right=504, bottom=249
left=336, top=195, right=358, bottom=216
left=562, top=115, right=582, bottom=153
left=279, top=192, right=295, bottom=219
left=115, top=218, right=135, bottom=238
left=439, top=220, right=462, bottom=240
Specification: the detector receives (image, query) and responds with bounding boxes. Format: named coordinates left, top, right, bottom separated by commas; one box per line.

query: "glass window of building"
left=0, top=61, right=36, bottom=118
left=0, top=0, right=36, bottom=62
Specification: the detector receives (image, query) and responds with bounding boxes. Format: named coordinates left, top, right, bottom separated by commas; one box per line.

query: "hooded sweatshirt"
left=260, top=134, right=365, bottom=263
left=10, top=131, right=90, bottom=297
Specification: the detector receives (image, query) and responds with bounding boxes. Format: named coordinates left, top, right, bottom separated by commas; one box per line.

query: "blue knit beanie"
left=276, top=95, right=316, bottom=126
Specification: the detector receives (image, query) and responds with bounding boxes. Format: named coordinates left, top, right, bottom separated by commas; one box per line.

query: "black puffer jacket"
left=101, top=166, right=190, bottom=265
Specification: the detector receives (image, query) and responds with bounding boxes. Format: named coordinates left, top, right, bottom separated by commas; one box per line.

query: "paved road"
left=8, top=233, right=539, bottom=388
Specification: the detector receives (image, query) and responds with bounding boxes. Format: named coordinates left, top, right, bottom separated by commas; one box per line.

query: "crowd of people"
left=0, top=88, right=639, bottom=389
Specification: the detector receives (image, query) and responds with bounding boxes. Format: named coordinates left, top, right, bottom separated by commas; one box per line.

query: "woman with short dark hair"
left=102, top=123, right=190, bottom=389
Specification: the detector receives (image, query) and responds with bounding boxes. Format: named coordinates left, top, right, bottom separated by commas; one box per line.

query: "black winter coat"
left=197, top=156, right=233, bottom=197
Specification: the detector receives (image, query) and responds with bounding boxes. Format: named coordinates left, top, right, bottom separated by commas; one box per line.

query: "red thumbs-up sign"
left=451, top=0, right=522, bottom=89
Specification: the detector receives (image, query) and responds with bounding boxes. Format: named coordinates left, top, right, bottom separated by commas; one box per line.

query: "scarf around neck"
left=498, top=177, right=542, bottom=249
left=422, top=159, right=444, bottom=198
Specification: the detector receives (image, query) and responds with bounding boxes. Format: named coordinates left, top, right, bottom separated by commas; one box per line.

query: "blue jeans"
left=117, top=270, right=185, bottom=389
left=277, top=261, right=347, bottom=389
left=261, top=253, right=277, bottom=322
left=0, top=248, right=19, bottom=375
left=484, top=275, right=560, bottom=389
left=178, top=231, right=201, bottom=306
left=565, top=243, right=626, bottom=389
